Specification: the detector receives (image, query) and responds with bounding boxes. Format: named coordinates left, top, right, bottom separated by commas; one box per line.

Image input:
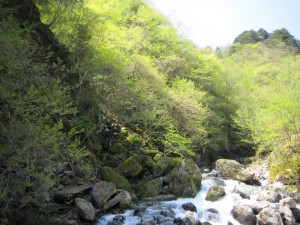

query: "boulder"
left=210, top=177, right=226, bottom=186
left=251, top=201, right=274, bottom=214
left=256, top=190, right=282, bottom=203
left=167, top=158, right=202, bottom=197
left=120, top=156, right=143, bottom=178
left=257, top=207, right=282, bottom=225
left=181, top=211, right=197, bottom=225
left=142, top=194, right=177, bottom=202
left=231, top=205, right=256, bottom=225
left=103, top=190, right=132, bottom=210
left=53, top=184, right=91, bottom=203
left=232, top=183, right=252, bottom=199
left=236, top=168, right=255, bottom=182
left=75, top=198, right=95, bottom=222
left=101, top=166, right=131, bottom=191
left=291, top=208, right=300, bottom=223
left=182, top=202, right=197, bottom=212
left=215, top=159, right=241, bottom=179
left=91, top=181, right=117, bottom=208
left=279, top=197, right=297, bottom=208
left=154, top=156, right=179, bottom=176
left=205, top=186, right=225, bottom=201
left=280, top=205, right=295, bottom=225
left=136, top=178, right=162, bottom=197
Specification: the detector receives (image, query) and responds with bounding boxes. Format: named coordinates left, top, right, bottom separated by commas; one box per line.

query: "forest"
left=0, top=0, right=299, bottom=224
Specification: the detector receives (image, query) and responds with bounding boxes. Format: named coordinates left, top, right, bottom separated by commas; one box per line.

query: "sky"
left=148, top=0, right=300, bottom=48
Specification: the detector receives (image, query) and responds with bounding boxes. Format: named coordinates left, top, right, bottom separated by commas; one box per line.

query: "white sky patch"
left=148, top=0, right=300, bottom=48
left=149, top=0, right=234, bottom=47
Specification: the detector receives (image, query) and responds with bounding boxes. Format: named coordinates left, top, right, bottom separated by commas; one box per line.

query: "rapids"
left=97, top=174, right=264, bottom=225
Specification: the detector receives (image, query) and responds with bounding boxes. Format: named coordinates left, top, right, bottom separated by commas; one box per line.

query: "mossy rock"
left=109, top=143, right=125, bottom=154
left=154, top=156, right=180, bottom=176
left=215, top=159, right=241, bottom=180
left=120, top=156, right=143, bottom=178
left=205, top=186, right=225, bottom=201
left=101, top=167, right=131, bottom=191
left=136, top=178, right=162, bottom=197
left=145, top=156, right=155, bottom=170
left=167, top=158, right=202, bottom=198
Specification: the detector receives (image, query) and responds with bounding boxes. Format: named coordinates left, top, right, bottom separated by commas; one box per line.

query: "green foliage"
left=0, top=10, right=93, bottom=220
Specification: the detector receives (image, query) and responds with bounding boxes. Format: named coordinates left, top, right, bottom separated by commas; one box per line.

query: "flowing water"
left=97, top=174, right=263, bottom=225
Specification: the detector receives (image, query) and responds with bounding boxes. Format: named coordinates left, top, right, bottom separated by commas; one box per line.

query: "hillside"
left=0, top=0, right=299, bottom=224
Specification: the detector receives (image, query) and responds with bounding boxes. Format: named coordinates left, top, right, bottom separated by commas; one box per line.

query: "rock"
left=101, top=166, right=131, bottom=191
left=291, top=208, right=300, bottom=223
left=279, top=197, right=297, bottom=208
left=113, top=214, right=126, bottom=223
left=215, top=159, right=241, bottom=179
left=257, top=207, right=282, bottom=225
left=232, top=182, right=258, bottom=199
left=210, top=177, right=226, bottom=186
left=202, top=222, right=212, bottom=225
left=168, top=158, right=202, bottom=197
left=204, top=208, right=220, bottom=222
left=91, top=181, right=117, bottom=208
left=103, top=190, right=132, bottom=210
left=53, top=184, right=91, bottom=203
left=181, top=211, right=197, bottom=225
left=142, top=194, right=177, bottom=202
left=154, top=156, right=179, bottom=176
left=120, top=156, right=143, bottom=178
left=182, top=202, right=197, bottom=212
left=136, top=178, right=162, bottom=198
left=251, top=201, right=274, bottom=214
left=75, top=198, right=95, bottom=222
left=279, top=205, right=295, bottom=225
left=205, top=186, right=225, bottom=201
left=141, top=215, right=156, bottom=224
left=109, top=143, right=125, bottom=154
left=236, top=168, right=255, bottom=182
left=65, top=220, right=78, bottom=225
left=209, top=170, right=218, bottom=177
left=256, top=190, right=282, bottom=203
left=231, top=205, right=256, bottom=225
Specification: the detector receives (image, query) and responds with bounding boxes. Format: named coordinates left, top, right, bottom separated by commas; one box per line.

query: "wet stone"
left=182, top=202, right=197, bottom=212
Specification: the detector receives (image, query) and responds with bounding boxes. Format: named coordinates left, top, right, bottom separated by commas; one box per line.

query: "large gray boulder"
left=279, top=205, right=296, bottom=225
left=256, top=190, right=282, bottom=203
left=103, top=190, right=132, bottom=210
left=251, top=201, right=274, bottom=214
left=257, top=207, right=282, bottom=225
left=232, top=182, right=252, bottom=199
left=215, top=159, right=241, bottom=179
left=53, top=184, right=91, bottom=203
left=167, top=158, right=202, bottom=197
left=236, top=168, right=255, bottom=182
left=231, top=205, right=256, bottom=225
left=91, top=181, right=117, bottom=208
left=75, top=198, right=95, bottom=222
left=205, top=186, right=225, bottom=201
left=279, top=197, right=297, bottom=208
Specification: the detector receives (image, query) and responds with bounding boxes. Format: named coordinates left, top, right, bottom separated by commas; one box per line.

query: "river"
left=96, top=174, right=264, bottom=225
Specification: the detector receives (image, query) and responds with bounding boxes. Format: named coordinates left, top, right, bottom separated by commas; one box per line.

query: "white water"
left=97, top=174, right=263, bottom=225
